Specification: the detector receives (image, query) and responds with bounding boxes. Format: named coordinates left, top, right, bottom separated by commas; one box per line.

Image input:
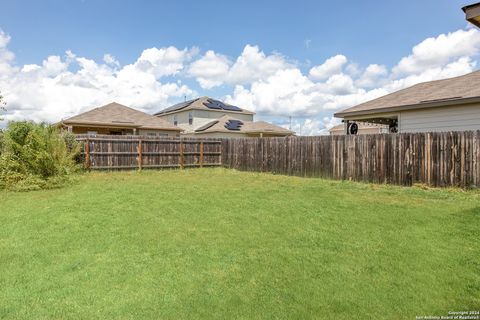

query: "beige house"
left=193, top=115, right=293, bottom=138
left=329, top=122, right=388, bottom=135
left=334, top=71, right=480, bottom=134
left=60, top=102, right=182, bottom=137
left=155, top=96, right=294, bottom=137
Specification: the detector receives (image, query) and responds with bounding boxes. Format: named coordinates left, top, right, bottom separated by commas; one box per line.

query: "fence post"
left=180, top=139, right=184, bottom=169
left=85, top=138, right=90, bottom=169
left=138, top=139, right=143, bottom=171
left=200, top=141, right=204, bottom=168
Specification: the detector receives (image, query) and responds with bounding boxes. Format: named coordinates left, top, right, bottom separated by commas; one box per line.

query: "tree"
left=0, top=90, right=6, bottom=121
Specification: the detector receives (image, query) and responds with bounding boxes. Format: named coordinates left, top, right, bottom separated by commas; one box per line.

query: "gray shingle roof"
left=195, top=115, right=294, bottom=135
left=62, top=102, right=182, bottom=131
left=154, top=96, right=255, bottom=116
left=335, top=70, right=480, bottom=118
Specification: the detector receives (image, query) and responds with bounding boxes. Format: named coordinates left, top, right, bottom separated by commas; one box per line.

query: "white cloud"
left=187, top=45, right=294, bottom=89
left=393, top=28, right=480, bottom=75
left=103, top=53, right=120, bottom=67
left=134, top=46, right=197, bottom=79
left=0, top=30, right=16, bottom=77
left=0, top=30, right=11, bottom=48
left=285, top=116, right=340, bottom=136
left=42, top=55, right=68, bottom=77
left=355, top=64, right=388, bottom=88
left=0, top=41, right=195, bottom=124
left=322, top=73, right=357, bottom=95
left=225, top=28, right=480, bottom=135
left=1, top=27, right=480, bottom=135
left=225, top=68, right=317, bottom=116
left=228, top=45, right=293, bottom=84
left=187, top=50, right=230, bottom=89
left=308, top=55, right=347, bottom=81
left=295, top=118, right=323, bottom=136
left=387, top=56, right=477, bottom=92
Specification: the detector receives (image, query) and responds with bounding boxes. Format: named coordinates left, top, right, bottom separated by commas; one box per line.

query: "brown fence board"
left=221, top=131, right=480, bottom=188
left=77, top=134, right=222, bottom=170
left=78, top=132, right=479, bottom=188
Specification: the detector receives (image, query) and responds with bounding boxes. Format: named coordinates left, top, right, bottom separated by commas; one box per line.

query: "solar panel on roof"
left=202, top=99, right=222, bottom=110
left=195, top=120, right=219, bottom=132
left=224, top=119, right=243, bottom=131
left=220, top=103, right=242, bottom=111
left=203, top=98, right=243, bottom=112
left=156, top=98, right=199, bottom=114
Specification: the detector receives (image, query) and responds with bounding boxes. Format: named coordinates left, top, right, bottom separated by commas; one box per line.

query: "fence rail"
left=76, top=135, right=222, bottom=170
left=221, top=131, right=480, bottom=188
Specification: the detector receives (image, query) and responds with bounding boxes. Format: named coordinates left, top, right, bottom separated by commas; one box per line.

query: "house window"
left=87, top=131, right=97, bottom=136
left=173, top=115, right=178, bottom=126
left=146, top=132, right=157, bottom=136
left=188, top=112, right=193, bottom=125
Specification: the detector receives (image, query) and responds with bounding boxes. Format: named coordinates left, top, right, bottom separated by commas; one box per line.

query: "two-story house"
left=154, top=96, right=294, bottom=137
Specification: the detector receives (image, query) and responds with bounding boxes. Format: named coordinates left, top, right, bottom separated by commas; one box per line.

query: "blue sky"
left=2, top=0, right=470, bottom=67
left=1, top=0, right=479, bottom=134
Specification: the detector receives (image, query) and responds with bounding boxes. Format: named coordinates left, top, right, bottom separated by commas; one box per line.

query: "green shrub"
left=0, top=121, right=81, bottom=191
left=0, top=130, right=3, bottom=155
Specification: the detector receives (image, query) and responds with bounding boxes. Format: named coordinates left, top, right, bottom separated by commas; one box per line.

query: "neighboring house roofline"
left=462, top=2, right=480, bottom=11
left=158, top=107, right=255, bottom=117
left=60, top=121, right=184, bottom=131
left=335, top=96, right=480, bottom=118
left=334, top=70, right=480, bottom=118
left=60, top=102, right=183, bottom=132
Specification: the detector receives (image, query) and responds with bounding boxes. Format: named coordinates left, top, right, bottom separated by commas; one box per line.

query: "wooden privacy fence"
left=76, top=131, right=480, bottom=188
left=76, top=135, right=222, bottom=170
left=221, top=131, right=480, bottom=188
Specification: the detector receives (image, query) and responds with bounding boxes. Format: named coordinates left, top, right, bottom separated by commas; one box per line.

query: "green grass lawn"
left=0, top=168, right=479, bottom=319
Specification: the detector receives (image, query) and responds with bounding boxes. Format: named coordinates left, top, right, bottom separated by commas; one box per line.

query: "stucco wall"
left=399, top=103, right=480, bottom=133
left=158, top=109, right=254, bottom=133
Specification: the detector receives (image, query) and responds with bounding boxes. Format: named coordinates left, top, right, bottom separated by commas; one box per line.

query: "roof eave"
left=463, top=2, right=480, bottom=27
left=140, top=126, right=183, bottom=132
left=61, top=121, right=139, bottom=128
left=61, top=121, right=183, bottom=132
left=334, top=96, right=480, bottom=118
